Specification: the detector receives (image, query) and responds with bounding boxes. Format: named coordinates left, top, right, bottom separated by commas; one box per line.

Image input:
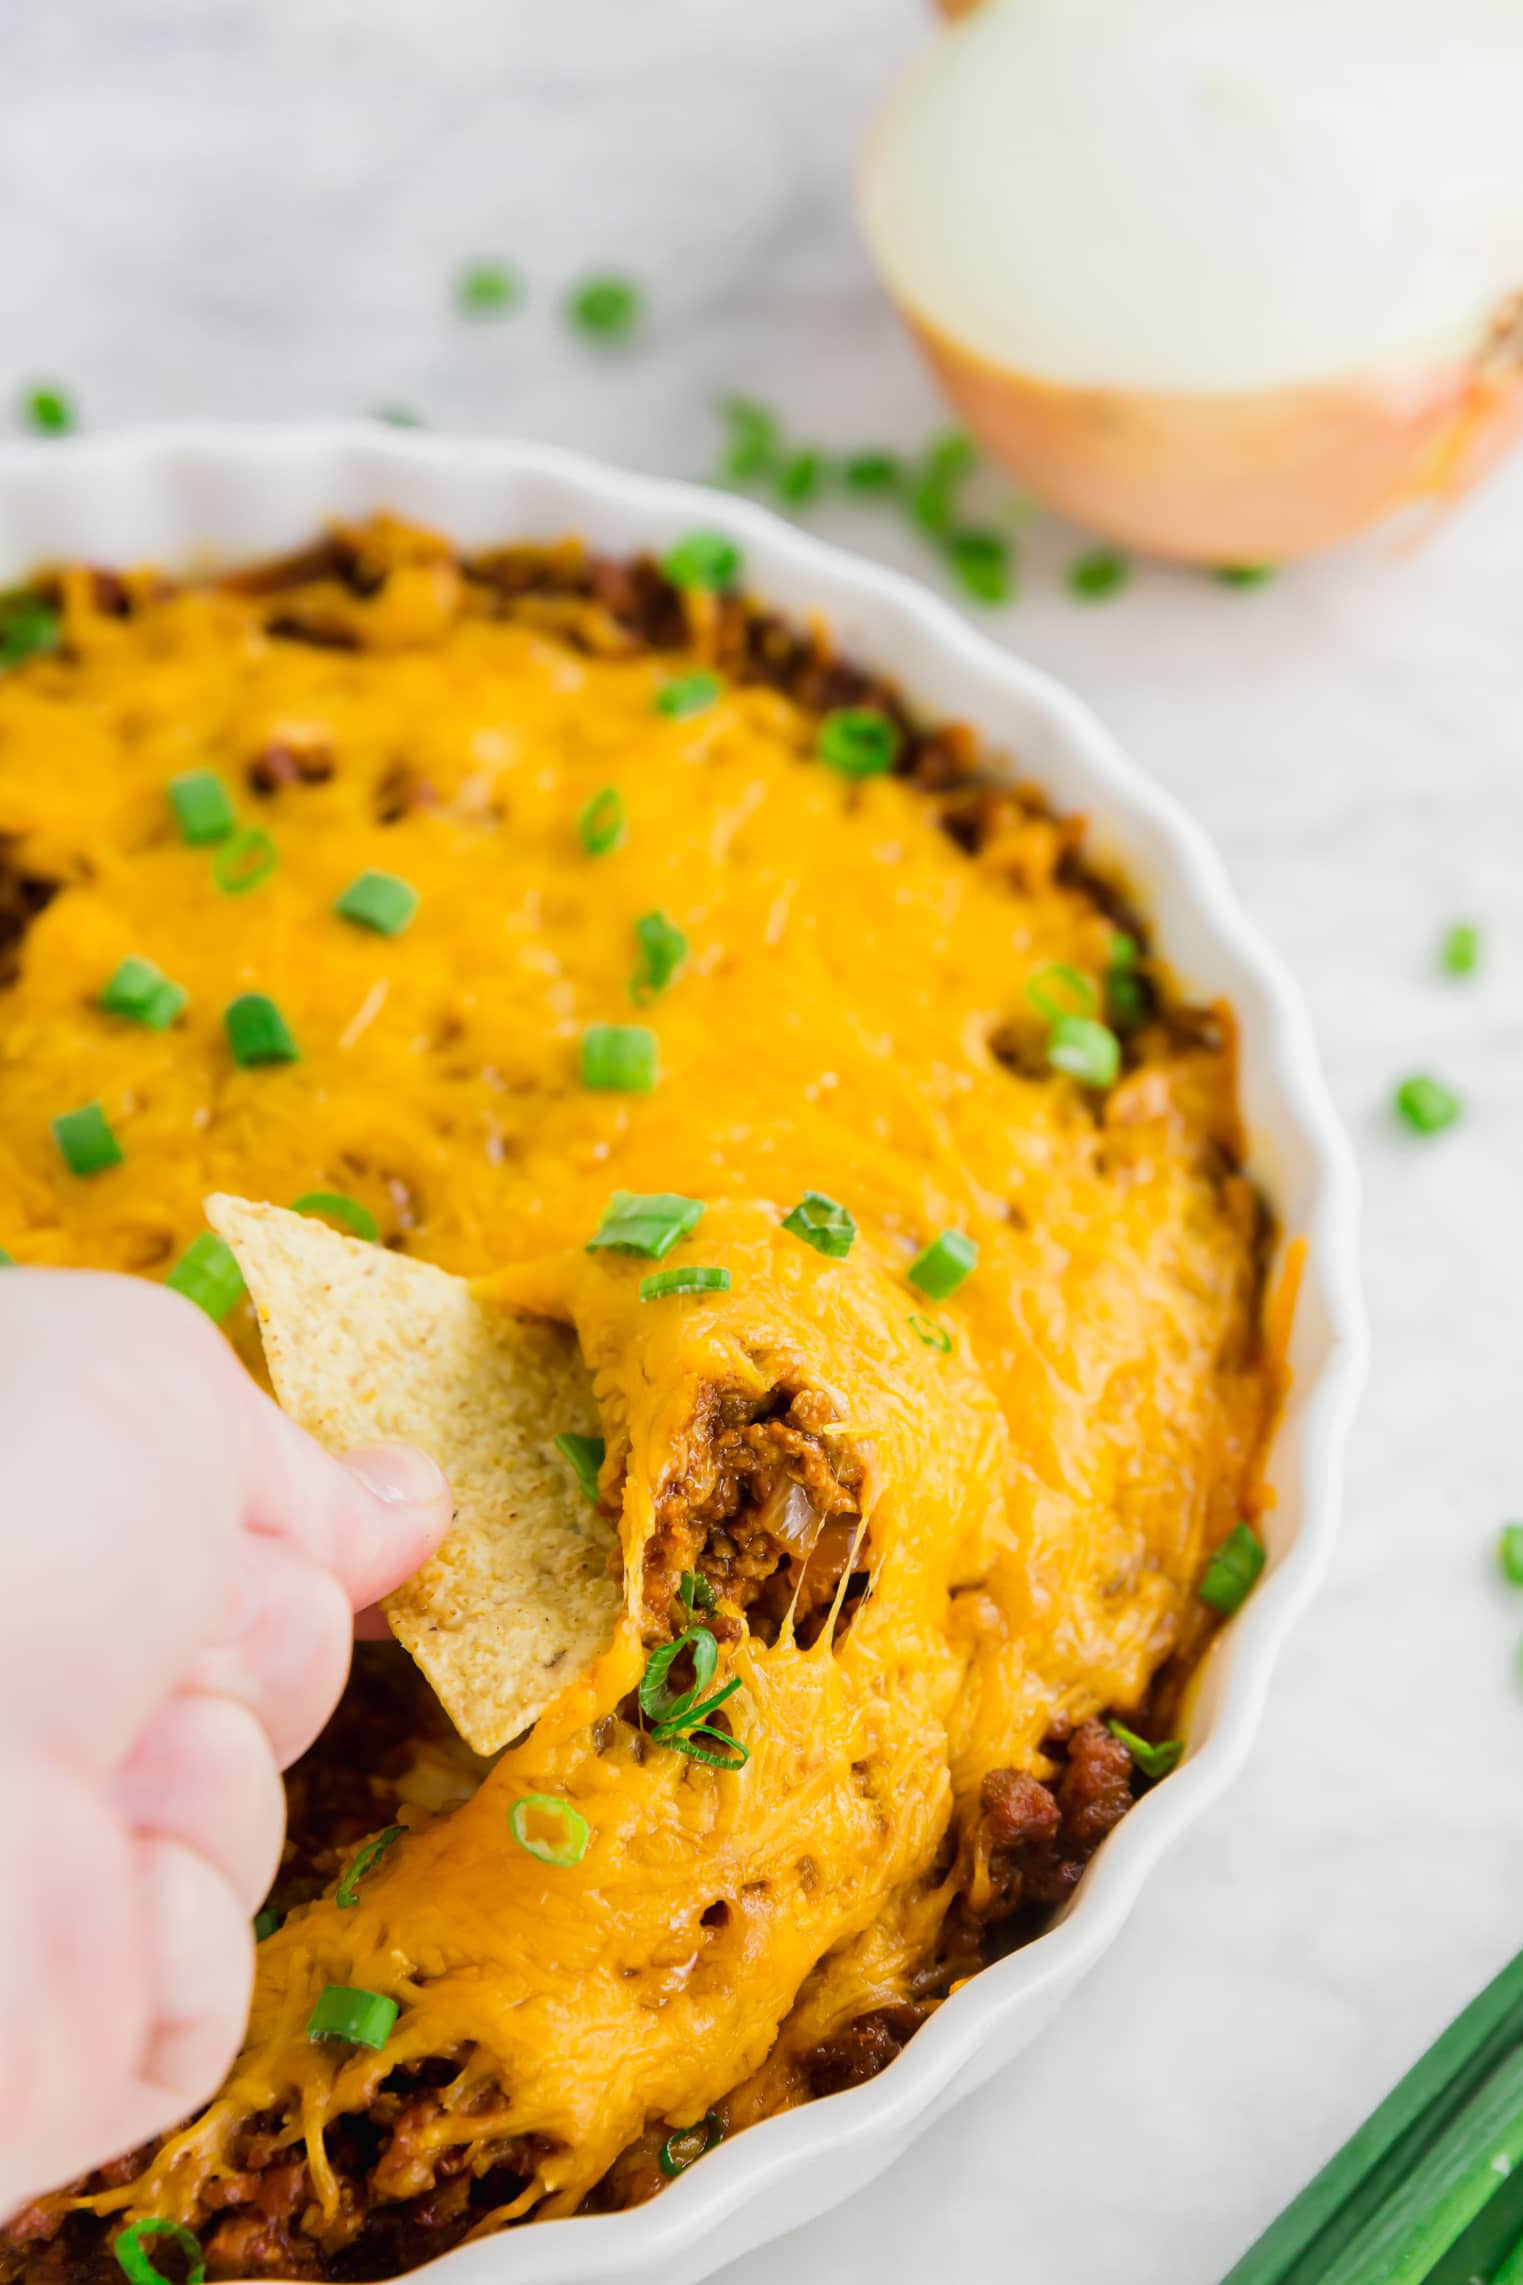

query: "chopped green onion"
left=678, top=1570, right=717, bottom=1614
left=659, top=2114, right=725, bottom=2177
left=554, top=1432, right=605, bottom=1501
left=1441, top=923, right=1481, bottom=978
left=1068, top=548, right=1130, bottom=601
left=335, top=869, right=418, bottom=936
left=166, top=1233, right=245, bottom=1324
left=0, top=1247, right=13, bottom=1267
left=587, top=1190, right=704, bottom=1259
left=1107, top=1720, right=1184, bottom=1781
left=167, top=768, right=236, bottom=846
left=253, top=1907, right=282, bottom=1942
left=908, top=1230, right=978, bottom=1302
left=640, top=1264, right=730, bottom=1302
left=781, top=1190, right=856, bottom=1260
left=0, top=592, right=61, bottom=670
left=52, top=1101, right=123, bottom=1177
left=1025, top=963, right=1097, bottom=1023
left=1214, top=563, right=1277, bottom=588
left=112, top=2218, right=205, bottom=2285
left=1500, top=1525, right=1523, bottom=1586
left=291, top=1191, right=379, bottom=1242
left=910, top=429, right=977, bottom=535
left=21, top=383, right=75, bottom=436
left=1048, top=1014, right=1122, bottom=1089
left=1394, top=1074, right=1461, bottom=1136
left=777, top=447, right=827, bottom=506
left=717, top=396, right=779, bottom=483
left=509, top=1792, right=590, bottom=1867
left=225, top=992, right=299, bottom=1068
left=662, top=531, right=741, bottom=593
left=307, top=1984, right=398, bottom=2049
left=1106, top=931, right=1150, bottom=1032
left=582, top=1023, right=658, bottom=1092
left=213, top=828, right=278, bottom=895
left=564, top=273, right=642, bottom=341
left=456, top=260, right=522, bottom=318
left=99, top=955, right=186, bottom=1030
left=640, top=1626, right=719, bottom=1725
left=908, top=1312, right=952, bottom=1354
left=817, top=707, right=899, bottom=778
left=1198, top=1522, right=1266, bottom=1616
left=947, top=528, right=1013, bottom=604
left=843, top=450, right=902, bottom=495
left=372, top=405, right=424, bottom=428
left=657, top=1720, right=749, bottom=1769
left=335, top=1825, right=404, bottom=1909
left=655, top=671, right=724, bottom=719
left=630, top=910, right=688, bottom=1002
left=577, top=785, right=627, bottom=857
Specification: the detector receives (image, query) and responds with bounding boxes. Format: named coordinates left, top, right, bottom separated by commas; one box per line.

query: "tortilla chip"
left=206, top=1196, right=621, bottom=1755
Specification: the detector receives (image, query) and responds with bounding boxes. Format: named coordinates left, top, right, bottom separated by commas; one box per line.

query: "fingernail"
left=342, top=1443, right=450, bottom=1508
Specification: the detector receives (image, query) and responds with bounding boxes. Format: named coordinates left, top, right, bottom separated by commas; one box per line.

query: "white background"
left=4, top=5, right=1522, bottom=2280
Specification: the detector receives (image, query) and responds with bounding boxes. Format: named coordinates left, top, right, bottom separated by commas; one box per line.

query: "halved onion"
left=861, top=0, right=1523, bottom=562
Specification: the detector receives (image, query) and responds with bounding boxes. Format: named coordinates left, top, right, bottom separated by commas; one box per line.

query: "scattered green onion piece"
left=0, top=592, right=61, bottom=669
left=947, top=528, right=1013, bottom=604
left=1048, top=1014, right=1122, bottom=1089
left=372, top=405, right=424, bottom=428
left=1214, top=563, right=1277, bottom=588
left=335, top=869, right=418, bottom=937
left=1500, top=1525, right=1523, bottom=1587
left=1107, top=1720, right=1184, bottom=1781
left=1394, top=1074, right=1461, bottom=1136
left=630, top=910, right=688, bottom=1002
left=253, top=1907, right=282, bottom=1942
left=336, top=1825, right=405, bottom=1909
left=678, top=1570, right=717, bottom=1614
left=167, top=768, right=236, bottom=846
left=554, top=1432, right=605, bottom=1502
left=456, top=260, right=522, bottom=318
left=582, top=1022, right=658, bottom=1092
left=587, top=1190, right=705, bottom=1259
left=99, top=955, right=186, bottom=1031
left=307, top=1984, right=398, bottom=2049
left=910, top=429, right=977, bottom=535
left=640, top=1264, right=730, bottom=1302
left=908, top=1312, right=952, bottom=1354
left=843, top=450, right=902, bottom=496
left=112, top=2217, right=205, bottom=2285
left=662, top=531, right=741, bottom=593
left=640, top=1626, right=720, bottom=1725
left=21, top=383, right=75, bottom=436
left=291, top=1191, right=379, bottom=1242
left=1025, top=962, right=1097, bottom=1023
left=908, top=1229, right=978, bottom=1302
left=577, top=785, right=627, bottom=857
left=717, top=396, right=779, bottom=483
left=509, top=1792, right=590, bottom=1868
left=655, top=671, right=724, bottom=719
left=781, top=1190, right=856, bottom=1260
left=1441, top=923, right=1481, bottom=978
left=166, top=1233, right=245, bottom=1324
left=817, top=707, right=900, bottom=778
left=1106, top=931, right=1150, bottom=1032
left=0, top=1247, right=13, bottom=1267
left=1198, top=1522, right=1266, bottom=1616
left=658, top=1721, right=749, bottom=1770
left=213, top=828, right=278, bottom=895
left=564, top=272, right=642, bottom=342
left=1068, top=548, right=1130, bottom=602
left=659, top=2114, right=725, bottom=2178
left=225, top=992, right=299, bottom=1068
left=52, top=1101, right=123, bottom=1178
left=777, top=447, right=827, bottom=506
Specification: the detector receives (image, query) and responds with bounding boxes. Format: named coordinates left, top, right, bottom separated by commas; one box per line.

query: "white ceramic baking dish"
left=0, top=423, right=1366, bottom=2285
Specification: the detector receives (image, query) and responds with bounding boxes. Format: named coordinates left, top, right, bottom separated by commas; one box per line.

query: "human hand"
left=0, top=1268, right=452, bottom=2219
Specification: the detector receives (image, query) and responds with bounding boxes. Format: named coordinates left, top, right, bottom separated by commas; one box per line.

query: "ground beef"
left=801, top=2005, right=932, bottom=2098
left=970, top=1719, right=1137, bottom=1934
left=0, top=839, right=57, bottom=988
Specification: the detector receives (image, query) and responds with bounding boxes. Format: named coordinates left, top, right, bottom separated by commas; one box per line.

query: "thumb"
left=241, top=1392, right=453, bottom=1612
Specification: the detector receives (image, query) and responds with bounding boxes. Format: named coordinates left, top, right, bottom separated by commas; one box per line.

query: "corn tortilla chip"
left=205, top=1196, right=621, bottom=1754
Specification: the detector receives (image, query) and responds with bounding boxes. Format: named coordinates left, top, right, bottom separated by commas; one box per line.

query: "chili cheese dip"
left=0, top=519, right=1278, bottom=2282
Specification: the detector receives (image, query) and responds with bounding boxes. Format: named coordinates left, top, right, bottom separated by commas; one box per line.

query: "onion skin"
left=906, top=307, right=1523, bottom=563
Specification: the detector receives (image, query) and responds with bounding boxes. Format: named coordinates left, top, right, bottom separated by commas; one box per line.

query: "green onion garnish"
left=640, top=1626, right=720, bottom=1725
left=213, top=828, right=278, bottom=895
left=843, top=450, right=902, bottom=496
left=52, top=1102, right=123, bottom=1178
left=1394, top=1074, right=1461, bottom=1136
left=659, top=1722, right=749, bottom=1769
left=587, top=1191, right=704, bottom=1258
left=0, top=1247, right=13, bottom=1267
left=908, top=1312, right=952, bottom=1354
left=554, top=1432, right=605, bottom=1501
left=1441, top=923, right=1481, bottom=978
left=1213, top=563, right=1277, bottom=587
left=640, top=1265, right=730, bottom=1302
left=947, top=529, right=1013, bottom=604
left=335, top=1824, right=404, bottom=1909
left=0, top=593, right=61, bottom=670
left=678, top=1569, right=717, bottom=1614
left=307, top=1983, right=399, bottom=2049
left=509, top=1793, right=590, bottom=1867
left=817, top=707, right=900, bottom=778
left=1107, top=1720, right=1184, bottom=1780
left=335, top=869, right=418, bottom=937
left=166, top=1233, right=245, bottom=1324
left=456, top=260, right=523, bottom=319
left=1025, top=963, right=1097, bottom=1022
left=910, top=429, right=977, bottom=536
left=1106, top=932, right=1150, bottom=1033
left=659, top=2113, right=725, bottom=2178
left=662, top=531, right=741, bottom=593
left=577, top=785, right=627, bottom=857
left=253, top=1906, right=282, bottom=1942
left=564, top=273, right=642, bottom=341
left=372, top=405, right=424, bottom=428
left=167, top=768, right=236, bottom=846
left=225, top=992, right=299, bottom=1068
left=112, top=2218, right=205, bottom=2285
left=1500, top=1525, right=1523, bottom=1586
left=717, top=397, right=780, bottom=483
left=1067, top=548, right=1130, bottom=602
left=908, top=1230, right=977, bottom=1302
left=655, top=671, right=724, bottom=719
left=781, top=1191, right=856, bottom=1259
left=582, top=1023, right=658, bottom=1092
left=291, top=1191, right=379, bottom=1242
left=21, top=383, right=75, bottom=436
left=1049, top=1014, right=1122, bottom=1089
left=1198, top=1522, right=1266, bottom=1616
left=630, top=910, right=688, bottom=1002
left=777, top=448, right=827, bottom=506
left=99, top=955, right=186, bottom=1031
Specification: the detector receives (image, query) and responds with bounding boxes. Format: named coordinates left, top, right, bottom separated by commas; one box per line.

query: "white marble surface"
left=5, top=5, right=1523, bottom=2281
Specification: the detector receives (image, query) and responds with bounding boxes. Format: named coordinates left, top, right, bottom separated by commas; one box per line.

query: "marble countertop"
left=5, top=4, right=1522, bottom=2280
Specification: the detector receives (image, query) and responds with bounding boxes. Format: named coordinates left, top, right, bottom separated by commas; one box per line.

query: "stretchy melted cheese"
left=0, top=524, right=1276, bottom=2263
